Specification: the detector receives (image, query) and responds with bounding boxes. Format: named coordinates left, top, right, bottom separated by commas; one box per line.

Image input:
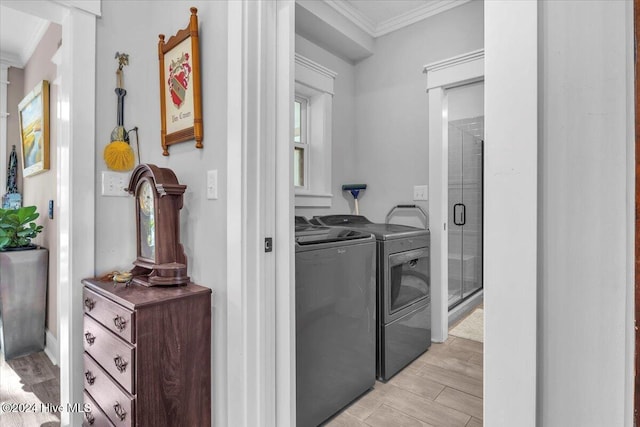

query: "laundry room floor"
left=325, top=327, right=483, bottom=426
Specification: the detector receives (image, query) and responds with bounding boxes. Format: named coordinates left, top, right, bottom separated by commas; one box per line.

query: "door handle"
left=453, top=203, right=465, bottom=226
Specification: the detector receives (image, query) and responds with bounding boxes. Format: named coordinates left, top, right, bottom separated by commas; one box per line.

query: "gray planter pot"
left=0, top=247, right=48, bottom=360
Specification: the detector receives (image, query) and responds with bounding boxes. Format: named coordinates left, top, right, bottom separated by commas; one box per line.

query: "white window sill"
left=294, top=192, right=333, bottom=208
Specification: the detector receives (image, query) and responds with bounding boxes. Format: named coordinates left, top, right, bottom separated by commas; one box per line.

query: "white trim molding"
left=424, top=49, right=484, bottom=343
left=424, top=49, right=484, bottom=89
left=0, top=53, right=22, bottom=69
left=294, top=54, right=335, bottom=208
left=275, top=2, right=296, bottom=426
left=294, top=192, right=333, bottom=207
left=325, top=0, right=472, bottom=38
left=295, top=54, right=337, bottom=82
left=485, top=1, right=537, bottom=425
left=227, top=1, right=284, bottom=425
left=44, top=329, right=59, bottom=366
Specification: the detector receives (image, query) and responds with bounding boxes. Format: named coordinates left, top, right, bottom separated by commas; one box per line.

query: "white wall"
left=537, top=1, right=632, bottom=425
left=94, top=2, right=228, bottom=425
left=21, top=23, right=61, bottom=339
left=294, top=34, right=357, bottom=218
left=354, top=0, right=483, bottom=224
left=6, top=68, right=24, bottom=193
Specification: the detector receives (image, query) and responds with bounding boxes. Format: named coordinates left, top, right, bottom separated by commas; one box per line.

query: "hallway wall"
left=20, top=22, right=61, bottom=339
left=94, top=2, right=228, bottom=424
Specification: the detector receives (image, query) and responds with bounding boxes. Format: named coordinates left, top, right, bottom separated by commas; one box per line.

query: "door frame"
left=634, top=0, right=639, bottom=423
left=0, top=2, right=98, bottom=426
left=424, top=49, right=484, bottom=342
left=226, top=1, right=295, bottom=426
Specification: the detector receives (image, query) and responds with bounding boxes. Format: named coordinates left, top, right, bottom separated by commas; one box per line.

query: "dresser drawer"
left=83, top=390, right=115, bottom=427
left=83, top=288, right=135, bottom=343
left=84, top=315, right=135, bottom=393
left=84, top=353, right=134, bottom=427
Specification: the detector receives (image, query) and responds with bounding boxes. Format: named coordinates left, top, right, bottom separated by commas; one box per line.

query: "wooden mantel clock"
left=127, top=163, right=190, bottom=286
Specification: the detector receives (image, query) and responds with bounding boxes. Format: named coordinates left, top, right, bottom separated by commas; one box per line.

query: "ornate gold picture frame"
left=18, top=80, right=50, bottom=177
left=158, top=7, right=203, bottom=156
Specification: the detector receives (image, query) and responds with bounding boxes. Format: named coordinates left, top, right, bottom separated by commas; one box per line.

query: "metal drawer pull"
left=84, top=297, right=96, bottom=311
left=85, top=410, right=95, bottom=425
left=113, top=402, right=127, bottom=421
left=84, top=370, right=96, bottom=385
left=113, top=315, right=127, bottom=332
left=114, top=355, right=128, bottom=373
left=84, top=332, right=96, bottom=345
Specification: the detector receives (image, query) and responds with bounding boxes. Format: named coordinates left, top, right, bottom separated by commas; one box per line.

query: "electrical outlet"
left=207, top=170, right=218, bottom=200
left=102, top=171, right=130, bottom=197
left=413, top=185, right=428, bottom=201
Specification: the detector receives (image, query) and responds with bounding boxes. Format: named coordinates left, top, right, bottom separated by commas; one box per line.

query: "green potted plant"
left=0, top=206, right=44, bottom=250
left=0, top=205, right=49, bottom=360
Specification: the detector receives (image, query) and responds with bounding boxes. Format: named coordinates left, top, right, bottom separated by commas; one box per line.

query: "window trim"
left=294, top=54, right=337, bottom=208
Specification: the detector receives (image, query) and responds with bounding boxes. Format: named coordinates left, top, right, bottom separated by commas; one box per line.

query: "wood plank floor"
left=325, top=326, right=483, bottom=426
left=0, top=351, right=60, bottom=427
left=0, top=310, right=483, bottom=427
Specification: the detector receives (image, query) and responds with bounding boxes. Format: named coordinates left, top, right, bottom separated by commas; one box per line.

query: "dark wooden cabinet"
left=82, top=278, right=211, bottom=427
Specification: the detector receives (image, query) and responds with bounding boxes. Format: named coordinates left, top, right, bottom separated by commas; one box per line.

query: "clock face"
left=139, top=180, right=154, bottom=215
left=138, top=180, right=156, bottom=260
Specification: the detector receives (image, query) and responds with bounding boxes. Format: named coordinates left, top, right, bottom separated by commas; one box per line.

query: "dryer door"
left=384, top=247, right=430, bottom=323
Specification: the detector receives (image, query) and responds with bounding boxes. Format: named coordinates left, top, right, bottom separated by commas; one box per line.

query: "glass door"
left=448, top=118, right=484, bottom=309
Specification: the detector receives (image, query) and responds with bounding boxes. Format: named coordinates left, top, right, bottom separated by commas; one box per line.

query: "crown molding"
left=325, top=0, right=472, bottom=38
left=324, top=0, right=376, bottom=36
left=376, top=0, right=473, bottom=37
left=0, top=52, right=23, bottom=68
left=20, top=20, right=50, bottom=67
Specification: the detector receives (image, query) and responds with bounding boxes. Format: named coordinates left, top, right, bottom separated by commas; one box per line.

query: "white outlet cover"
left=102, top=171, right=130, bottom=197
left=413, top=185, right=428, bottom=201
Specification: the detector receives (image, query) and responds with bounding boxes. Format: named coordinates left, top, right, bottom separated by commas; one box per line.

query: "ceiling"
left=326, top=0, right=472, bottom=38
left=297, top=0, right=471, bottom=63
left=0, top=5, right=49, bottom=68
left=0, top=0, right=471, bottom=68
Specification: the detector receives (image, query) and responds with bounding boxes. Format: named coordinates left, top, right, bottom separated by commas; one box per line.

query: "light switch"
left=207, top=170, right=218, bottom=200
left=102, top=171, right=130, bottom=197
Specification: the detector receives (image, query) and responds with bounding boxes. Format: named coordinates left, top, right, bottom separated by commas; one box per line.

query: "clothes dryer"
left=312, top=214, right=430, bottom=381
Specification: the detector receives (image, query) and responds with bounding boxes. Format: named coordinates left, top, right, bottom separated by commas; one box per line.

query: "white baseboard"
left=44, top=329, right=58, bottom=366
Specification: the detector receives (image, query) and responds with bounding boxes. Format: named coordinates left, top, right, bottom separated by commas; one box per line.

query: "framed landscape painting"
left=18, top=80, right=50, bottom=177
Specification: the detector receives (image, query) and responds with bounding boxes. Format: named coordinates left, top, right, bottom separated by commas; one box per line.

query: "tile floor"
left=324, top=331, right=483, bottom=426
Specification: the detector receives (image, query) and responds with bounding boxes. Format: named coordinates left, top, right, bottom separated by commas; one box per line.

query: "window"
left=293, top=54, right=337, bottom=208
left=293, top=97, right=308, bottom=188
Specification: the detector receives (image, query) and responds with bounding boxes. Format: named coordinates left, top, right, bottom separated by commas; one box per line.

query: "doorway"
left=448, top=119, right=484, bottom=308
left=446, top=82, right=484, bottom=310
left=0, top=2, right=98, bottom=425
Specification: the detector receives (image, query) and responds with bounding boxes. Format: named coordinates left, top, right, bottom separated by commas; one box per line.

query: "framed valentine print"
left=158, top=7, right=203, bottom=156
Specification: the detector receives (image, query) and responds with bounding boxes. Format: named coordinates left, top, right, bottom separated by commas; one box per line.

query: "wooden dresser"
left=81, top=278, right=211, bottom=427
